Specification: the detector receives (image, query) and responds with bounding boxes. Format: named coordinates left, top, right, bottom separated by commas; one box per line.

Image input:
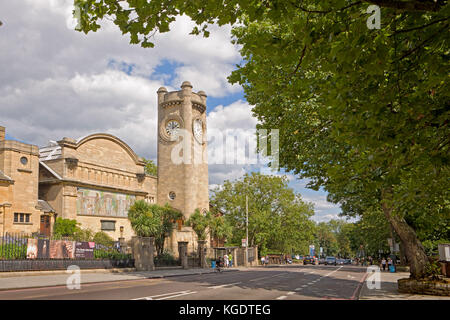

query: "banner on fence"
left=74, top=242, right=95, bottom=259
left=26, top=239, right=95, bottom=259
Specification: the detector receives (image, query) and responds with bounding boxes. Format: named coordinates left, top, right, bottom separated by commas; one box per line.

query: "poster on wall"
left=74, top=242, right=95, bottom=259
left=26, top=239, right=38, bottom=259
left=76, top=187, right=136, bottom=217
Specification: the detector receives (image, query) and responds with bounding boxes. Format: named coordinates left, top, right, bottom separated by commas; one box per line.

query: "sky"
left=0, top=0, right=343, bottom=222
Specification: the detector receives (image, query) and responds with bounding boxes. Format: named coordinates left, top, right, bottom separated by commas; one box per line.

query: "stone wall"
left=398, top=278, right=450, bottom=296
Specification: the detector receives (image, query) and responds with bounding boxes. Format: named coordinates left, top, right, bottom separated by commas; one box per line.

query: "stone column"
left=198, top=240, right=207, bottom=268
left=232, top=248, right=238, bottom=267
left=178, top=241, right=189, bottom=269
left=132, top=236, right=155, bottom=271
left=244, top=247, right=249, bottom=267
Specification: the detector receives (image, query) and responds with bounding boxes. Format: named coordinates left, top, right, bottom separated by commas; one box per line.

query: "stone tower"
left=156, top=82, right=209, bottom=253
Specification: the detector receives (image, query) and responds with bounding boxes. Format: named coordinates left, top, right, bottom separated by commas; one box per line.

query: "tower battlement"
left=157, top=82, right=207, bottom=113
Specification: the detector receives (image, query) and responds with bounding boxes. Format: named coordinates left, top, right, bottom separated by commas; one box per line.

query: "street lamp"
left=0, top=202, right=12, bottom=237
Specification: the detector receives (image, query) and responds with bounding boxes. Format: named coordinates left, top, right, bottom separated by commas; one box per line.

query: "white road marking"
left=287, top=291, right=296, bottom=295
left=208, top=282, right=242, bottom=289
left=157, top=291, right=197, bottom=300
left=132, top=290, right=194, bottom=300
left=295, top=288, right=303, bottom=291
left=276, top=296, right=288, bottom=300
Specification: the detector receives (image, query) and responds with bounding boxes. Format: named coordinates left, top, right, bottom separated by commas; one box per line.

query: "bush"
left=93, top=232, right=114, bottom=247
left=154, top=250, right=178, bottom=266
left=94, top=249, right=131, bottom=260
left=0, top=244, right=27, bottom=259
left=53, top=218, right=78, bottom=237
left=74, top=228, right=94, bottom=242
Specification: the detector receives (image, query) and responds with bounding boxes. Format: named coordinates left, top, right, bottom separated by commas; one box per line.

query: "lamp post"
left=0, top=202, right=12, bottom=237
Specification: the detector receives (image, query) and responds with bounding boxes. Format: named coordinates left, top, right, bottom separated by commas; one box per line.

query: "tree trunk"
left=381, top=200, right=428, bottom=279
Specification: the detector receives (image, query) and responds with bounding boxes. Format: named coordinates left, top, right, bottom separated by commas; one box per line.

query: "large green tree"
left=75, top=1, right=449, bottom=278
left=210, top=172, right=315, bottom=255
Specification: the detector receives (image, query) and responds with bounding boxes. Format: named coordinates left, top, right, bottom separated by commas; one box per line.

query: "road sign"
left=242, top=239, right=247, bottom=247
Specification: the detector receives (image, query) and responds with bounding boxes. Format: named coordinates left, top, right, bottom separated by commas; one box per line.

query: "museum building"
left=0, top=81, right=209, bottom=254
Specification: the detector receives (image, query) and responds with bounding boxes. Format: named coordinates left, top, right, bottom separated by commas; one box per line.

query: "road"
left=0, top=265, right=368, bottom=300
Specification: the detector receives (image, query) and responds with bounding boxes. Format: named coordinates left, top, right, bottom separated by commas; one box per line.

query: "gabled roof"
left=39, top=161, right=62, bottom=180
left=36, top=200, right=56, bottom=213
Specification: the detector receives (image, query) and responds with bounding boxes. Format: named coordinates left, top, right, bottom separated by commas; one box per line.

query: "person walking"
left=228, top=253, right=233, bottom=267
left=224, top=253, right=229, bottom=268
left=381, top=257, right=387, bottom=271
left=261, top=255, right=265, bottom=266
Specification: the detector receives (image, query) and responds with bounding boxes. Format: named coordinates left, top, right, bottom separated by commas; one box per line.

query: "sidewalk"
left=0, top=267, right=240, bottom=291
left=359, top=271, right=450, bottom=300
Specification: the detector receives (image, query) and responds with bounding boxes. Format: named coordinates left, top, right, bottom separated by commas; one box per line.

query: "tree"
left=75, top=1, right=449, bottom=278
left=186, top=209, right=212, bottom=241
left=128, top=200, right=182, bottom=255
left=210, top=172, right=315, bottom=254
left=142, top=157, right=157, bottom=176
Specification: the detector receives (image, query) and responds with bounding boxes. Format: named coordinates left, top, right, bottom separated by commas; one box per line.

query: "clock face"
left=165, top=120, right=180, bottom=138
left=193, top=119, right=203, bottom=142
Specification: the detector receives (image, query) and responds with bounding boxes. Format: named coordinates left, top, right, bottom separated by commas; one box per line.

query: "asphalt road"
left=0, top=265, right=368, bottom=300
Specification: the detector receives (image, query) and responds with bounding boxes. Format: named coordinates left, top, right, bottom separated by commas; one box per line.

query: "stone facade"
left=0, top=135, right=50, bottom=235
left=0, top=81, right=210, bottom=256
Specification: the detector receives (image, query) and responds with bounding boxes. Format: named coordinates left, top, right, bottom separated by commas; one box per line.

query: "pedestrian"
left=381, top=257, right=386, bottom=271
left=224, top=253, right=229, bottom=268
left=387, top=257, right=392, bottom=271
left=261, top=255, right=265, bottom=266
left=265, top=255, right=269, bottom=265
left=228, top=253, right=233, bottom=267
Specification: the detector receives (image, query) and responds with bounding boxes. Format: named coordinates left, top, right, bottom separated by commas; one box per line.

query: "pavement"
left=358, top=269, right=450, bottom=300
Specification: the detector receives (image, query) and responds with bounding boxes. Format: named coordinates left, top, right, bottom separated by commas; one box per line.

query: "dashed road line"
left=207, top=282, right=242, bottom=289
left=276, top=295, right=287, bottom=300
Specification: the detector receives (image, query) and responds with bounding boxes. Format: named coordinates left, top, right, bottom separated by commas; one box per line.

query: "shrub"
left=53, top=218, right=78, bottom=237
left=93, top=232, right=114, bottom=247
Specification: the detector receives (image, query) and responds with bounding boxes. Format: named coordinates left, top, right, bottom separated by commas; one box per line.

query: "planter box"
left=398, top=278, right=450, bottom=296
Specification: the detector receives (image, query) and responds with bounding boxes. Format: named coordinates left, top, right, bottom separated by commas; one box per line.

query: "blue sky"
left=0, top=0, right=344, bottom=222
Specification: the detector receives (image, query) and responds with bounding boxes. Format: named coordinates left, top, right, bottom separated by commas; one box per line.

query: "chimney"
left=0, top=126, right=5, bottom=141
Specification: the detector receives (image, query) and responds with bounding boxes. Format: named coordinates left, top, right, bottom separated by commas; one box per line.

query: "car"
left=318, top=258, right=326, bottom=265
left=336, top=258, right=345, bottom=265
left=325, top=256, right=337, bottom=265
left=344, top=258, right=352, bottom=265
left=303, top=256, right=317, bottom=265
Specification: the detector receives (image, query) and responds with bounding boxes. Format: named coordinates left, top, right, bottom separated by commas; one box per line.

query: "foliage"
left=128, top=200, right=182, bottom=255
left=142, top=157, right=157, bottom=176
left=93, top=232, right=115, bottom=247
left=208, top=212, right=233, bottom=244
left=154, top=250, right=178, bottom=266
left=0, top=244, right=27, bottom=259
left=94, top=249, right=131, bottom=260
left=211, top=172, right=315, bottom=254
left=186, top=209, right=212, bottom=241
left=53, top=218, right=78, bottom=237
left=73, top=228, right=95, bottom=242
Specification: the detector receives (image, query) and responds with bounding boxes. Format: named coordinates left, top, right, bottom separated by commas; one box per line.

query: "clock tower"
left=156, top=81, right=209, bottom=252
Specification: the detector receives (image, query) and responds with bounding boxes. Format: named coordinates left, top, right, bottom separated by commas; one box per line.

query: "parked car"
left=318, top=257, right=326, bottom=265
left=303, top=256, right=317, bottom=265
left=336, top=258, right=345, bottom=265
left=325, top=256, right=337, bottom=265
left=344, top=258, right=352, bottom=265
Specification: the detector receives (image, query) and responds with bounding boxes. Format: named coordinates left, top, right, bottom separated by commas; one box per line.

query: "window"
left=101, top=220, right=116, bottom=231
left=14, top=213, right=31, bottom=224
left=20, top=157, right=28, bottom=165
left=168, top=191, right=176, bottom=200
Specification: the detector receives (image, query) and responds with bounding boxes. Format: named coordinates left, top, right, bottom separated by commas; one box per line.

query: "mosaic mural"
left=76, top=188, right=136, bottom=217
